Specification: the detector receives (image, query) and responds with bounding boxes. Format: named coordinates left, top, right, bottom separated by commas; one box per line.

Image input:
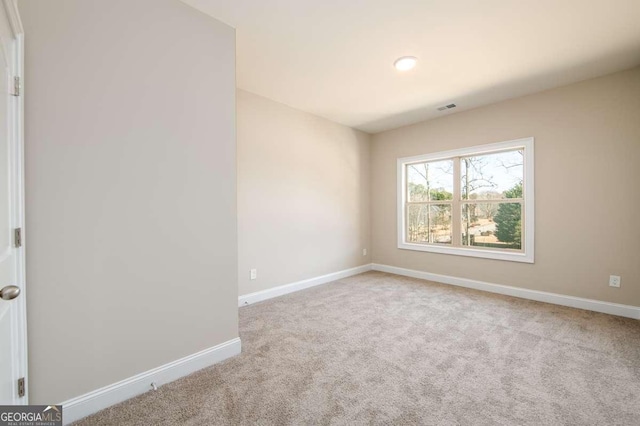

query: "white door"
left=0, top=0, right=25, bottom=405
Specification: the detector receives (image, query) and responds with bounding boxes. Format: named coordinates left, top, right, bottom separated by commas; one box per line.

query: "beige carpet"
left=76, top=271, right=640, bottom=425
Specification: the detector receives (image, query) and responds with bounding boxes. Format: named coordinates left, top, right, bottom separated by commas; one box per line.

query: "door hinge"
left=14, top=228, right=21, bottom=248
left=11, top=76, right=20, bottom=97
left=18, top=377, right=25, bottom=398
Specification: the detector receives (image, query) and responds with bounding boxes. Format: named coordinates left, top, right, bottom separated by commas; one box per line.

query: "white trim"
left=14, top=30, right=27, bottom=403
left=372, top=264, right=640, bottom=320
left=13, top=29, right=27, bottom=404
left=396, top=243, right=533, bottom=263
left=61, top=338, right=242, bottom=425
left=398, top=138, right=534, bottom=165
left=238, top=264, right=373, bottom=307
left=397, top=137, right=534, bottom=263
left=0, top=0, right=27, bottom=405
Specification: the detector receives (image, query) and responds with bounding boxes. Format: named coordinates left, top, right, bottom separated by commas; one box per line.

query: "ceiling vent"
left=437, top=103, right=457, bottom=111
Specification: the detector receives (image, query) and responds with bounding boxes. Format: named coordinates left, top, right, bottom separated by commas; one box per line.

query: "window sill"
left=398, top=241, right=534, bottom=263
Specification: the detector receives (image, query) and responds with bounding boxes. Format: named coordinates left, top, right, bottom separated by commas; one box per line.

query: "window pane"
left=461, top=150, right=523, bottom=200
left=407, top=160, right=453, bottom=202
left=462, top=202, right=522, bottom=250
left=407, top=204, right=452, bottom=244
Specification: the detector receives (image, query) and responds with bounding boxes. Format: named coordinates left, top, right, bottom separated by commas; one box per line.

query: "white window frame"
left=397, top=137, right=534, bottom=263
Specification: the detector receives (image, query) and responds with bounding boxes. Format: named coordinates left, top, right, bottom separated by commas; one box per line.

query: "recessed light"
left=394, top=56, right=417, bottom=71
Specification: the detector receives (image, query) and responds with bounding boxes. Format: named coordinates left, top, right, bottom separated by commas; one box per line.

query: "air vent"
left=437, top=103, right=457, bottom=111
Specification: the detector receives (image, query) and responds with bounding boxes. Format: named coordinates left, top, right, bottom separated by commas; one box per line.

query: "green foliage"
left=408, top=183, right=452, bottom=201
left=430, top=189, right=453, bottom=200
left=503, top=183, right=523, bottom=199
left=494, top=183, right=522, bottom=247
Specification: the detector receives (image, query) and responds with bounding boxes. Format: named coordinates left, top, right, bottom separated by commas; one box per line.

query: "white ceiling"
left=183, top=0, right=640, bottom=133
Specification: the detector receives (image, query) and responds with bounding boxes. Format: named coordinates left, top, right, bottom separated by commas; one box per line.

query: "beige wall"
left=372, top=67, right=640, bottom=306
left=237, top=90, right=370, bottom=296
left=17, top=0, right=639, bottom=405
left=20, top=0, right=238, bottom=403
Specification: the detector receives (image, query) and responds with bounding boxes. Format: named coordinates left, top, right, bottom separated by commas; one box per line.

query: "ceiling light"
left=394, top=56, right=417, bottom=71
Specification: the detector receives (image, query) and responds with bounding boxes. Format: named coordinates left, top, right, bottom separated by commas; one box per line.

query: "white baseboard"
left=239, top=264, right=373, bottom=307
left=372, top=264, right=640, bottom=320
left=61, top=337, right=242, bottom=425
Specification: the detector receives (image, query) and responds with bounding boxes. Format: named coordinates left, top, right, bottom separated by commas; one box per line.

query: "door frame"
left=2, top=0, right=26, bottom=405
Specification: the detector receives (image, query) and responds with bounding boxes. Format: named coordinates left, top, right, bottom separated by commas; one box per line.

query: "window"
left=397, top=138, right=534, bottom=263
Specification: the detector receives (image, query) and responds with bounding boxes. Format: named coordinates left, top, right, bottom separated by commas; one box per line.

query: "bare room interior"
left=0, top=0, right=639, bottom=425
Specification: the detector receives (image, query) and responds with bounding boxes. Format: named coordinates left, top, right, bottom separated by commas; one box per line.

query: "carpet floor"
left=76, top=271, right=640, bottom=425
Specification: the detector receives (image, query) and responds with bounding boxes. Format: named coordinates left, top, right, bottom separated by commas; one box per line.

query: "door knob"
left=0, top=285, right=20, bottom=300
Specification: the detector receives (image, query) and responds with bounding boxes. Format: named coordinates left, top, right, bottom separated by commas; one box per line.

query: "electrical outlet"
left=609, top=275, right=621, bottom=288
left=363, top=248, right=367, bottom=256
left=250, top=269, right=257, bottom=280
